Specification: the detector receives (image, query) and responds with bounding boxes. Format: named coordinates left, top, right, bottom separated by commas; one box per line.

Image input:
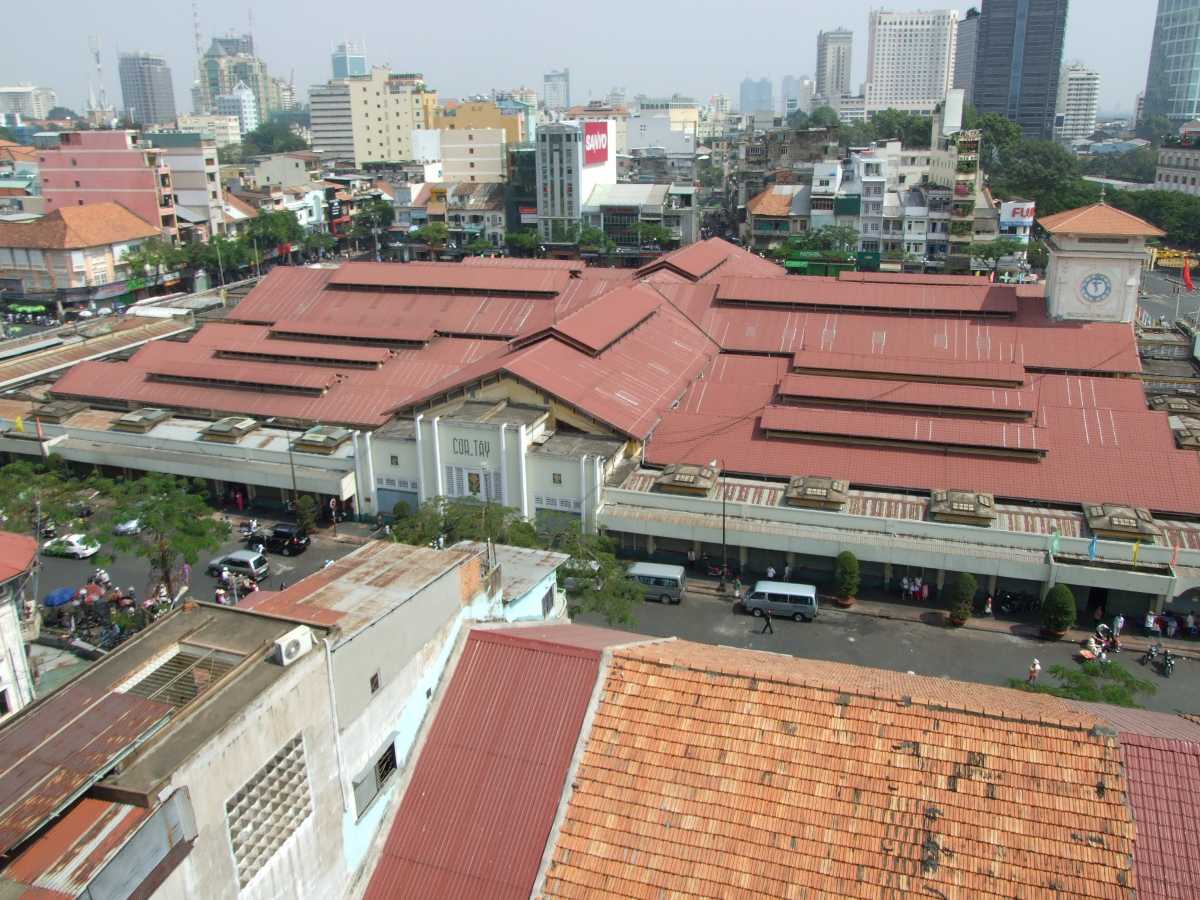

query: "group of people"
left=1142, top=610, right=1198, bottom=639
left=214, top=567, right=260, bottom=606
left=899, top=575, right=930, bottom=604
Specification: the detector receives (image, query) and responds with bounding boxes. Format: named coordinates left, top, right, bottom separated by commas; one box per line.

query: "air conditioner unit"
left=273, top=625, right=313, bottom=666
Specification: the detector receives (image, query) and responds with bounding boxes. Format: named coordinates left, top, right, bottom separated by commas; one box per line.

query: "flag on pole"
left=1049, top=530, right=1061, bottom=555
left=1185, top=257, right=1196, bottom=293
left=1132, top=541, right=1141, bottom=565
left=1088, top=536, right=1098, bottom=560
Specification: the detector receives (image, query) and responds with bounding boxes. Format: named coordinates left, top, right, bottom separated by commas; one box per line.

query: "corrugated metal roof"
left=716, top=276, right=1018, bottom=315
left=268, top=319, right=435, bottom=344
left=839, top=271, right=992, bottom=286
left=777, top=373, right=1037, bottom=416
left=362, top=626, right=630, bottom=900
left=791, top=349, right=1024, bottom=385
left=147, top=358, right=338, bottom=392
left=329, top=262, right=569, bottom=295
left=0, top=532, right=36, bottom=585
left=546, top=285, right=661, bottom=354
left=0, top=684, right=171, bottom=856
left=214, top=338, right=392, bottom=365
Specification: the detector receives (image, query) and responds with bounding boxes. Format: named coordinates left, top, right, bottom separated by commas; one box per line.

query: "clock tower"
left=1040, top=203, right=1165, bottom=323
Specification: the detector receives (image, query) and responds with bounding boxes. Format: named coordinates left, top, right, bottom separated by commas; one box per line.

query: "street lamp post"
left=709, top=458, right=727, bottom=592
left=265, top=418, right=299, bottom=510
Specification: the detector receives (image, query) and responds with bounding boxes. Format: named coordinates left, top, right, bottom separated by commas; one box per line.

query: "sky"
left=1, top=0, right=1152, bottom=117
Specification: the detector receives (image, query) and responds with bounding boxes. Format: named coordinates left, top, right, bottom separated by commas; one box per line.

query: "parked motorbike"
left=997, top=589, right=1039, bottom=616
left=1161, top=649, right=1177, bottom=678
left=1140, top=642, right=1163, bottom=667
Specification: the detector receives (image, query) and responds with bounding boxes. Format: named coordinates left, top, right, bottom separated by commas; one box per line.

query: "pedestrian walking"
left=920, top=581, right=930, bottom=603
left=784, top=564, right=792, bottom=582
left=901, top=576, right=910, bottom=600
left=687, top=548, right=696, bottom=570
left=181, top=562, right=191, bottom=585
left=766, top=565, right=776, bottom=580
left=984, top=594, right=993, bottom=616
left=761, top=608, right=774, bottom=634
left=1112, top=613, right=1125, bottom=638
left=1027, top=658, right=1042, bottom=684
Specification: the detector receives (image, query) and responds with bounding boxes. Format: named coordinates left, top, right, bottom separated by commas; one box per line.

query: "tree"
left=241, top=121, right=308, bottom=156
left=464, top=237, right=494, bottom=255
left=120, top=238, right=190, bottom=285
left=965, top=238, right=1027, bottom=274
left=988, top=139, right=1101, bottom=216
left=245, top=209, right=305, bottom=248
left=833, top=551, right=859, bottom=600
left=303, top=231, right=337, bottom=258
left=1041, top=584, right=1078, bottom=634
left=0, top=127, right=13, bottom=143
left=785, top=109, right=810, bottom=129
left=1008, top=660, right=1156, bottom=708
left=0, top=459, right=88, bottom=535
left=578, top=225, right=615, bottom=252
left=1080, top=146, right=1156, bottom=184
left=412, top=222, right=449, bottom=250
left=548, top=525, right=641, bottom=626
left=87, top=473, right=229, bottom=597
left=809, top=106, right=840, bottom=129
left=1136, top=114, right=1174, bottom=144
left=354, top=197, right=395, bottom=232
left=946, top=572, right=977, bottom=624
left=505, top=228, right=541, bottom=257
left=295, top=495, right=318, bottom=534
left=389, top=497, right=539, bottom=548
left=781, top=224, right=860, bottom=255
left=977, top=113, right=1022, bottom=170
left=634, top=222, right=677, bottom=249
left=46, top=106, right=79, bottom=121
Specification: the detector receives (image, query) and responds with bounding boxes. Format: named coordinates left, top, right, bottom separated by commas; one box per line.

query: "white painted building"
left=1055, top=63, right=1100, bottom=143
left=864, top=9, right=958, bottom=116
left=214, top=80, right=259, bottom=137
left=0, top=534, right=36, bottom=720
left=0, top=85, right=56, bottom=119
left=440, top=128, right=506, bottom=183
left=173, top=114, right=241, bottom=147
left=535, top=120, right=617, bottom=244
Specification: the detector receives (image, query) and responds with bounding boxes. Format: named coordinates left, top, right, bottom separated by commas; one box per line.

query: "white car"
left=114, top=518, right=142, bottom=535
left=42, top=533, right=100, bottom=559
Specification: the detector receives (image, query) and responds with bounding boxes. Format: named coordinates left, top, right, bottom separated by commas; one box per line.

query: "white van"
left=628, top=562, right=687, bottom=604
left=742, top=581, right=819, bottom=621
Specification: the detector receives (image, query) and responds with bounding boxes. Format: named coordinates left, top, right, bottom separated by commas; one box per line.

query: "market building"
left=1, top=206, right=1196, bottom=617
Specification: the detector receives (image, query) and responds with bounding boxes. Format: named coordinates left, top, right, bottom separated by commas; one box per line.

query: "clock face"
left=1079, top=273, right=1112, bottom=304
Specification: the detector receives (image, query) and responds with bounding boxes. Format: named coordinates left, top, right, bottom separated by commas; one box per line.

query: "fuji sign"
left=583, top=121, right=609, bottom=166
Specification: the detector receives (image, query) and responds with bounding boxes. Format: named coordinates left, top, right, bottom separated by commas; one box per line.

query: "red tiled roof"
left=1118, top=734, right=1200, bottom=899
left=746, top=187, right=798, bottom=217
left=0, top=203, right=159, bottom=249
left=777, top=373, right=1037, bottom=416
left=1039, top=203, right=1165, bottom=237
left=363, top=626, right=635, bottom=900
left=329, top=261, right=570, bottom=295
left=542, top=640, right=1136, bottom=898
left=0, top=531, right=37, bottom=584
left=715, top=275, right=1018, bottom=315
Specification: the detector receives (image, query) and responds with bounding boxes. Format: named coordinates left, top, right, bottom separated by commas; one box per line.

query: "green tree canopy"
left=1009, top=660, right=1156, bottom=708
left=634, top=222, right=677, bottom=249
left=809, top=106, right=840, bottom=129
left=412, top=222, right=449, bottom=248
left=389, top=497, right=538, bottom=548
left=1041, top=584, right=1078, bottom=633
left=86, top=473, right=229, bottom=597
left=947, top=572, right=977, bottom=623
left=505, top=228, right=541, bottom=257
left=464, top=237, right=495, bottom=255
left=120, top=238, right=190, bottom=283
left=0, top=458, right=90, bottom=535
left=779, top=224, right=860, bottom=256
left=834, top=551, right=860, bottom=600
left=1080, top=146, right=1156, bottom=184
left=47, top=106, right=79, bottom=121
left=546, top=525, right=641, bottom=627
left=241, top=121, right=308, bottom=155
left=354, top=197, right=395, bottom=232
left=966, top=238, right=1028, bottom=272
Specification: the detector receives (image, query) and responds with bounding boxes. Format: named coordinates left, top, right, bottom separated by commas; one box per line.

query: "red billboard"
left=583, top=121, right=609, bottom=166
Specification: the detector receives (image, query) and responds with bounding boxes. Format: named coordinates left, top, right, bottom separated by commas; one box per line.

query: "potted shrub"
left=947, top=572, right=977, bottom=626
left=1041, top=584, right=1077, bottom=638
left=834, top=551, right=859, bottom=608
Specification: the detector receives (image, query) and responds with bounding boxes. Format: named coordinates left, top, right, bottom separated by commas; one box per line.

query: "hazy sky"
left=2, top=0, right=1150, bottom=116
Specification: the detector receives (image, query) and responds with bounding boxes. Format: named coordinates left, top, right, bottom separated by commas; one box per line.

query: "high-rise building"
left=175, top=114, right=242, bottom=148
left=973, top=0, right=1069, bottom=139
left=1144, top=0, right=1200, bottom=124
left=781, top=76, right=815, bottom=117
left=332, top=43, right=368, bottom=80
left=864, top=9, right=958, bottom=116
left=308, top=67, right=437, bottom=166
left=214, top=82, right=259, bottom=137
left=816, top=29, right=854, bottom=102
left=544, top=69, right=570, bottom=110
left=148, top=131, right=224, bottom=238
left=1055, top=63, right=1100, bottom=143
left=535, top=120, right=616, bottom=243
left=0, top=85, right=56, bottom=119
left=739, top=78, right=773, bottom=114
left=197, top=33, right=273, bottom=121
left=118, top=52, right=176, bottom=126
left=953, top=8, right=981, bottom=103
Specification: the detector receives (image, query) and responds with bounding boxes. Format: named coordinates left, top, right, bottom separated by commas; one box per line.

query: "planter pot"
left=1041, top=627, right=1069, bottom=640
left=834, top=595, right=856, bottom=608
left=948, top=615, right=968, bottom=627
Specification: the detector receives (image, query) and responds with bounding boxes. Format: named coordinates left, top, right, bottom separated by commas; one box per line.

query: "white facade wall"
left=410, top=129, right=442, bottom=163
left=309, top=81, right=355, bottom=162
left=176, top=115, right=241, bottom=148
left=1055, top=64, right=1100, bottom=143
left=0, top=574, right=33, bottom=719
left=865, top=9, right=958, bottom=115
left=440, top=128, right=506, bottom=183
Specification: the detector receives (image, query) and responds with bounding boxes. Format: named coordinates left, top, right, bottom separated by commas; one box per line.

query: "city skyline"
left=0, top=0, right=1152, bottom=117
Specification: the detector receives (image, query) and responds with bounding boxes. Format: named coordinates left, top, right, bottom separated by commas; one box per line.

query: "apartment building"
left=581, top=182, right=698, bottom=247
left=196, top=33, right=274, bottom=120
left=440, top=128, right=506, bottom=183
left=0, top=85, right=56, bottom=119
left=816, top=29, right=854, bottom=102
left=1055, top=63, right=1100, bottom=143
left=864, top=9, right=958, bottom=116
left=149, top=132, right=224, bottom=240
left=37, top=130, right=177, bottom=237
left=308, top=68, right=438, bottom=167
left=544, top=69, right=570, bottom=110
left=433, top=100, right=524, bottom=145
left=535, top=121, right=617, bottom=243
left=173, top=114, right=241, bottom=148
left=953, top=8, right=980, bottom=102
left=214, top=81, right=259, bottom=138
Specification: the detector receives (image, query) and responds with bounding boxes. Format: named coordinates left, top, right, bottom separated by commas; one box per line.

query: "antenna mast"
left=88, top=35, right=107, bottom=111
left=192, top=0, right=203, bottom=62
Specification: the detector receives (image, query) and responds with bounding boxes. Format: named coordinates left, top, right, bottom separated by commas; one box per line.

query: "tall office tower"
left=1055, top=62, right=1100, bottom=142
left=780, top=75, right=815, bottom=116
left=196, top=33, right=273, bottom=120
left=815, top=28, right=853, bottom=102
left=1144, top=0, right=1200, bottom=124
left=214, top=81, right=259, bottom=137
left=864, top=10, right=958, bottom=116
left=544, top=69, right=570, bottom=111
left=739, top=77, right=773, bottom=114
left=973, top=0, right=1069, bottom=138
left=954, top=8, right=981, bottom=102
left=332, top=43, right=367, bottom=80
left=118, top=52, right=177, bottom=125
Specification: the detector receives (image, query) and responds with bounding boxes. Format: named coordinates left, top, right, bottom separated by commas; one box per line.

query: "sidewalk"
left=688, top=575, right=1200, bottom=661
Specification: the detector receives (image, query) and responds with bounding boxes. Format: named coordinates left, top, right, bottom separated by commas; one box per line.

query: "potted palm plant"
left=834, top=551, right=859, bottom=608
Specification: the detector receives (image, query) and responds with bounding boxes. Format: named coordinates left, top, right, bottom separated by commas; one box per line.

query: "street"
left=35, top=526, right=360, bottom=607
left=577, top=589, right=1200, bottom=715
left=1141, top=268, right=1200, bottom=325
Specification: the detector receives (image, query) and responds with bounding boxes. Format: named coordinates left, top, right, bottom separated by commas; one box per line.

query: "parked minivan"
left=741, top=581, right=818, bottom=621
left=628, top=562, right=687, bottom=604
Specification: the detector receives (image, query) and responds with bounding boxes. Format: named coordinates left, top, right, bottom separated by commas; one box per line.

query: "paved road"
left=1141, top=269, right=1200, bottom=325
left=35, top=527, right=359, bottom=606
left=577, top=589, right=1199, bottom=714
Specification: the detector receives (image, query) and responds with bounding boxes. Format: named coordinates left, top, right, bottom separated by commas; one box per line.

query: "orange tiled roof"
left=747, top=186, right=798, bottom=217
left=0, top=202, right=159, bottom=249
left=1038, top=203, right=1165, bottom=237
left=542, top=640, right=1136, bottom=898
left=0, top=140, right=37, bottom=164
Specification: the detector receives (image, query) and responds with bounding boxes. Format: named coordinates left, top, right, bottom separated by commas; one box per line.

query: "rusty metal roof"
left=363, top=626, right=634, bottom=900
left=329, top=261, right=570, bottom=295
left=0, top=684, right=171, bottom=856
left=0, top=531, right=36, bottom=585
left=716, top=275, right=1018, bottom=315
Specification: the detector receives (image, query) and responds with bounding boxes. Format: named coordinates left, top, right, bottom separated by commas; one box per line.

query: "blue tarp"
left=42, top=587, right=76, bottom=607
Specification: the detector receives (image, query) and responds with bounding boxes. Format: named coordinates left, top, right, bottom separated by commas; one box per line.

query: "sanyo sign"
left=583, top=121, right=609, bottom=166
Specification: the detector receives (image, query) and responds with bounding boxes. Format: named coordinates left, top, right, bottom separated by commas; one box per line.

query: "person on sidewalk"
left=1188, top=611, right=1197, bottom=637
left=901, top=576, right=910, bottom=600
left=784, top=564, right=792, bottom=582
left=921, top=581, right=930, bottom=603
left=767, top=565, right=776, bottom=580
left=761, top=608, right=774, bottom=634
left=1027, top=659, right=1042, bottom=684
left=984, top=594, right=993, bottom=617
left=1145, top=611, right=1159, bottom=636
left=1112, top=613, right=1125, bottom=639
